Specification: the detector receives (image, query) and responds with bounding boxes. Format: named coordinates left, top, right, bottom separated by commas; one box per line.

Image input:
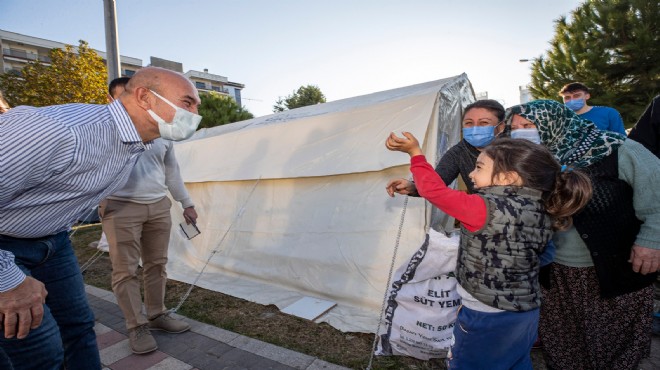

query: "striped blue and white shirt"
left=0, top=100, right=148, bottom=291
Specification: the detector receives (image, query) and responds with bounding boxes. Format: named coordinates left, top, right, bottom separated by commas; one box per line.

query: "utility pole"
left=103, top=0, right=121, bottom=83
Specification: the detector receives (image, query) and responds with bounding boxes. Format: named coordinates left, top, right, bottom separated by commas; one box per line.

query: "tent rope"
left=70, top=208, right=105, bottom=274
left=172, top=177, right=262, bottom=314
left=69, top=207, right=99, bottom=239
left=366, top=194, right=409, bottom=370
left=80, top=249, right=105, bottom=273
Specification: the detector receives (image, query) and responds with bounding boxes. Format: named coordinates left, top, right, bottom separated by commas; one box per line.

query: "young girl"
left=386, top=134, right=592, bottom=369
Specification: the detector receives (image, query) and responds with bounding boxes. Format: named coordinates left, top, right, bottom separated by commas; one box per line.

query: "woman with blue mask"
left=386, top=99, right=505, bottom=196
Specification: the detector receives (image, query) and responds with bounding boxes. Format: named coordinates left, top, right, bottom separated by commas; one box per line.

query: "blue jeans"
left=448, top=306, right=538, bottom=370
left=0, top=231, right=100, bottom=370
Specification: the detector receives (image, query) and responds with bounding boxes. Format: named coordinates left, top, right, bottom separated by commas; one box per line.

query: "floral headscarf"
left=505, top=100, right=626, bottom=168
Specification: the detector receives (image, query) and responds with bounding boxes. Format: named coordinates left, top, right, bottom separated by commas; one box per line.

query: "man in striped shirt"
left=0, top=67, right=201, bottom=370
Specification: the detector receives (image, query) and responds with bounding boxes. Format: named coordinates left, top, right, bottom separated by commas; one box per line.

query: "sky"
left=1, top=0, right=583, bottom=117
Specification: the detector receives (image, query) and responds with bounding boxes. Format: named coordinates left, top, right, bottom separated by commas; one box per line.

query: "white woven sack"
left=376, top=229, right=461, bottom=360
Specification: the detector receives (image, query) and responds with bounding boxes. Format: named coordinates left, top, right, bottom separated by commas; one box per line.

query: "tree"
left=197, top=92, right=253, bottom=129
left=0, top=40, right=108, bottom=107
left=529, top=0, right=659, bottom=127
left=273, top=84, right=326, bottom=112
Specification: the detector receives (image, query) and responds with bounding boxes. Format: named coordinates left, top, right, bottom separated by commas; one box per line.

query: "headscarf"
left=505, top=100, right=626, bottom=168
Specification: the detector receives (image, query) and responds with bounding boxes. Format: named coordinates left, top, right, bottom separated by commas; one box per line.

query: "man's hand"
left=386, top=178, right=415, bottom=197
left=183, top=206, right=198, bottom=225
left=0, top=276, right=47, bottom=339
left=385, top=132, right=423, bottom=157
left=629, top=244, right=660, bottom=275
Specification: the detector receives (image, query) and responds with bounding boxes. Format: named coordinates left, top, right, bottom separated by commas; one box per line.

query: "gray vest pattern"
left=456, top=186, right=552, bottom=312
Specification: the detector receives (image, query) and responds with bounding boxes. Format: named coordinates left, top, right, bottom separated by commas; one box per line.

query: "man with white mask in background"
left=90, top=77, right=133, bottom=253
left=99, top=71, right=201, bottom=354
left=0, top=66, right=201, bottom=370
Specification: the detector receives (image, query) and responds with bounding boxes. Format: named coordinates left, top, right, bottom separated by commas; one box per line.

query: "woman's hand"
left=385, top=132, right=423, bottom=157
left=629, top=244, right=660, bottom=275
left=386, top=178, right=416, bottom=197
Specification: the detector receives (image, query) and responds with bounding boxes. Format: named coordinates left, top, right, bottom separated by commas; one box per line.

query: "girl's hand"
left=385, top=132, right=423, bottom=156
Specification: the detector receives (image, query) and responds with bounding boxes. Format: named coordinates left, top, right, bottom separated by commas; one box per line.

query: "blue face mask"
left=565, top=99, right=585, bottom=112
left=463, top=125, right=496, bottom=148
left=511, top=128, right=541, bottom=144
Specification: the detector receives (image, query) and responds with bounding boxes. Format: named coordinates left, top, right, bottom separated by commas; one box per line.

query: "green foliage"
left=198, top=92, right=253, bottom=128
left=0, top=40, right=108, bottom=107
left=273, top=84, right=326, bottom=112
left=529, top=0, right=659, bottom=127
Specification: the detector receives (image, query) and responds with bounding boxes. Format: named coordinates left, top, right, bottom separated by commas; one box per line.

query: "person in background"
left=108, top=76, right=131, bottom=102
left=628, top=95, right=660, bottom=158
left=559, top=82, right=626, bottom=134
left=0, top=90, right=10, bottom=113
left=99, top=88, right=199, bottom=354
left=386, top=133, right=591, bottom=369
left=89, top=77, right=133, bottom=253
left=0, top=67, right=202, bottom=370
left=386, top=99, right=506, bottom=197
left=508, top=99, right=660, bottom=369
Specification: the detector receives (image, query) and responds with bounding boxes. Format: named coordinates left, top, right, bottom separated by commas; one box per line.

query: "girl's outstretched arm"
left=386, top=131, right=486, bottom=231
left=411, top=155, right=486, bottom=232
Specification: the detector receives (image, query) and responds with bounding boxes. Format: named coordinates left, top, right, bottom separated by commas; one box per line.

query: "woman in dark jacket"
left=628, top=95, right=660, bottom=158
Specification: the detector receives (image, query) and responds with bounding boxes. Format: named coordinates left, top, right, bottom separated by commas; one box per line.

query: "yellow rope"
left=70, top=223, right=101, bottom=231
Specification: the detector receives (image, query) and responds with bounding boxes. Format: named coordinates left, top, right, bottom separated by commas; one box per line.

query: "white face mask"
left=147, top=89, right=202, bottom=141
left=511, top=128, right=541, bottom=144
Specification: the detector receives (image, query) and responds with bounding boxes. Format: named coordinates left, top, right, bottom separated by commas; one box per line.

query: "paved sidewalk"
left=638, top=336, right=659, bottom=370
left=86, top=285, right=349, bottom=370
left=88, top=284, right=659, bottom=370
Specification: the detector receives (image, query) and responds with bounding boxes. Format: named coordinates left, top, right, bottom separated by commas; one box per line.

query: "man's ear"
left=135, top=86, right=152, bottom=110
left=584, top=92, right=591, bottom=101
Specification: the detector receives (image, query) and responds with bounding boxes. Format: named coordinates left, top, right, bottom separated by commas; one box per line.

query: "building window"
left=4, top=68, right=22, bottom=76
left=195, top=81, right=206, bottom=89
left=124, top=69, right=135, bottom=77
left=235, top=89, right=242, bottom=106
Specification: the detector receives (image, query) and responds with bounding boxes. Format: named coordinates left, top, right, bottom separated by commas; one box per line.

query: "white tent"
left=167, top=74, right=474, bottom=333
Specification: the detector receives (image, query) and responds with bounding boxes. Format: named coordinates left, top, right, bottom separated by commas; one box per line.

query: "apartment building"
left=0, top=29, right=141, bottom=78
left=150, top=56, right=244, bottom=106
left=519, top=85, right=533, bottom=104
left=0, top=29, right=244, bottom=104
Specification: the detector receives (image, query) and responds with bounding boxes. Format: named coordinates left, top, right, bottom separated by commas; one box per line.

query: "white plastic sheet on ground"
left=166, top=74, right=475, bottom=333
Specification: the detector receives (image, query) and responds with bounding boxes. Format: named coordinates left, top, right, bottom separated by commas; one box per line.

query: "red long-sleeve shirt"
left=410, top=155, right=487, bottom=232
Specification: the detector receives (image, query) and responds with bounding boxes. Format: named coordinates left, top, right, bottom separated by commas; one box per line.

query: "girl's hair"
left=481, top=138, right=592, bottom=230
left=462, top=99, right=506, bottom=122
